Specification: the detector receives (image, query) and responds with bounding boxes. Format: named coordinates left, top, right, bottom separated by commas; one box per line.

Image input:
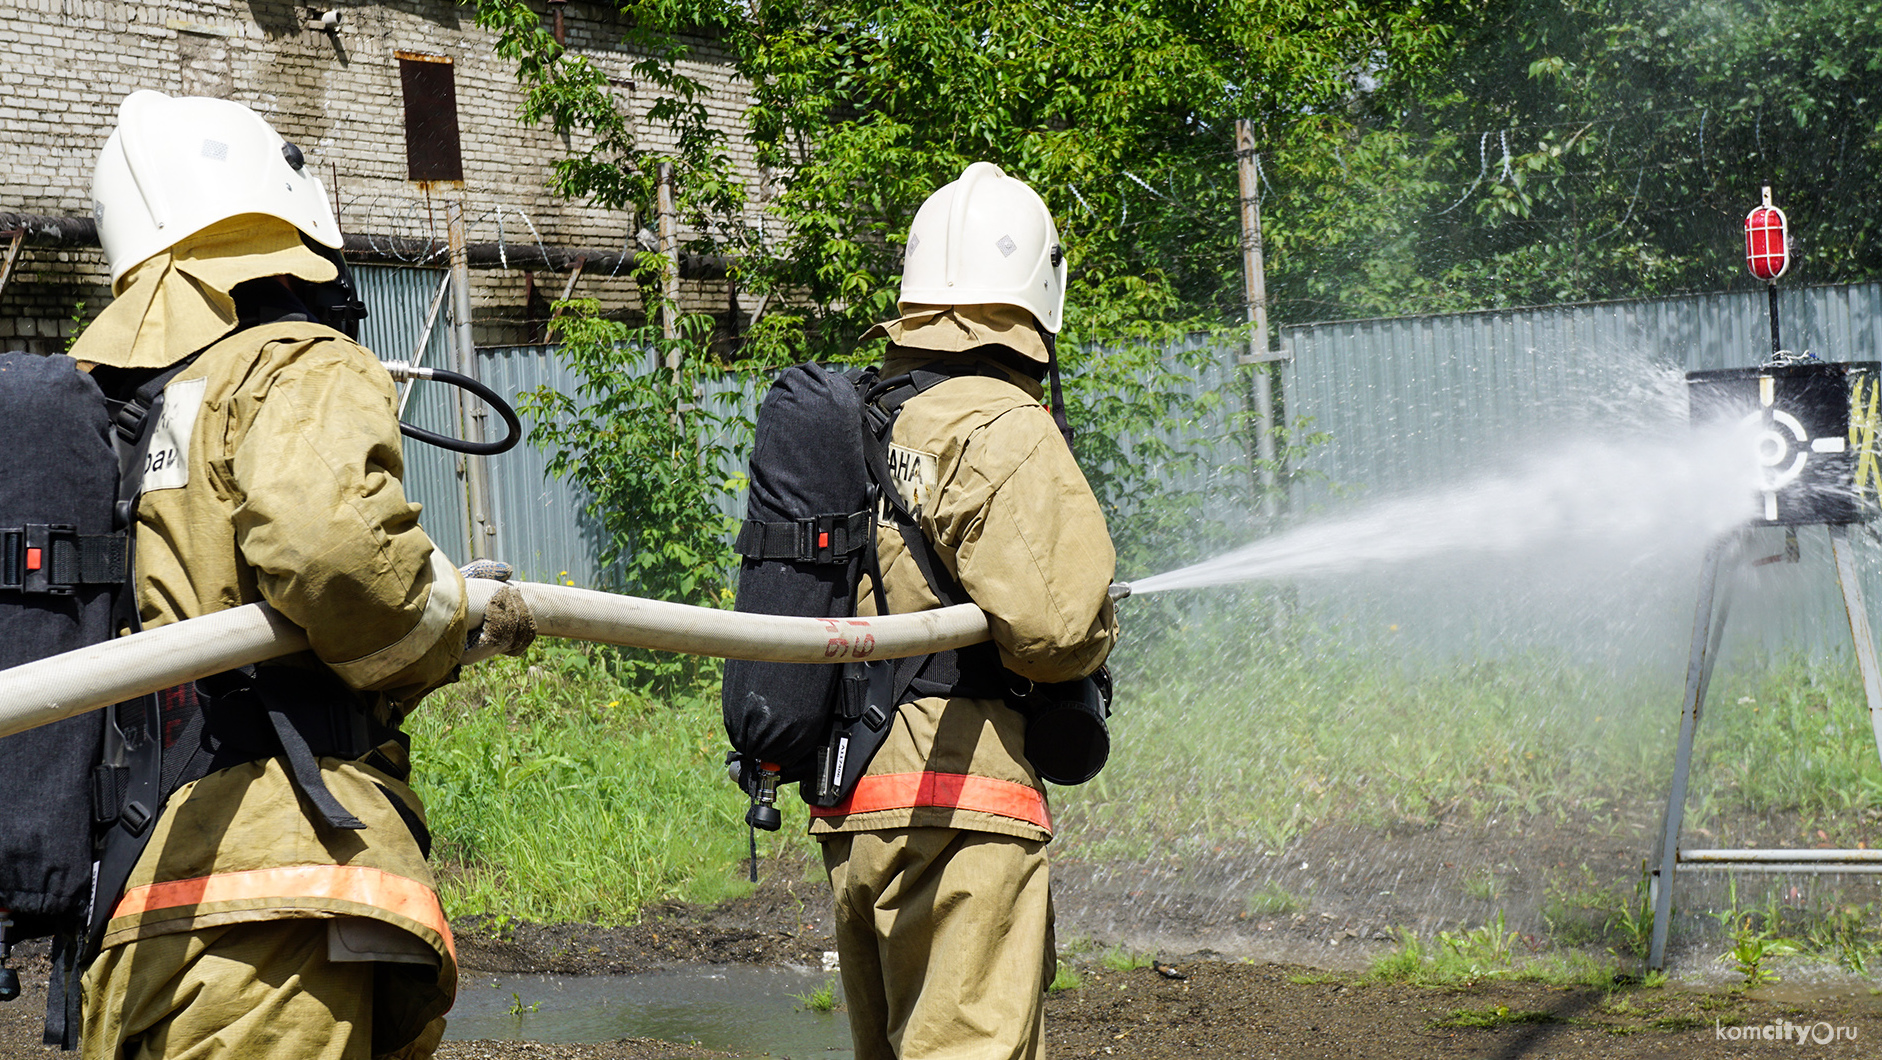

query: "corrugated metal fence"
left=355, top=263, right=1882, bottom=656
left=1281, top=282, right=1882, bottom=504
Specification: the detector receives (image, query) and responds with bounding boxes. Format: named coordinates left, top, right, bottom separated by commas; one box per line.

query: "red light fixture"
left=1745, top=186, right=1789, bottom=282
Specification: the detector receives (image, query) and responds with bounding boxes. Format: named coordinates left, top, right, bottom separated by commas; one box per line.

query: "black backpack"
left=0, top=352, right=152, bottom=1044
left=722, top=359, right=1062, bottom=833
left=723, top=356, right=1114, bottom=842
left=721, top=363, right=897, bottom=831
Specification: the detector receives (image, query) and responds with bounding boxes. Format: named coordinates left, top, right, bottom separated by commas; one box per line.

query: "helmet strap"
left=1044, top=332, right=1074, bottom=450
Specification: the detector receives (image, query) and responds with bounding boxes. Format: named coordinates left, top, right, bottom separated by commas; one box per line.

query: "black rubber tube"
left=399, top=368, right=523, bottom=455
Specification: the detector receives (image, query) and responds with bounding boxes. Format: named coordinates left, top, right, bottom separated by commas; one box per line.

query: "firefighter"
left=814, top=162, right=1119, bottom=1059
left=67, top=91, right=513, bottom=1059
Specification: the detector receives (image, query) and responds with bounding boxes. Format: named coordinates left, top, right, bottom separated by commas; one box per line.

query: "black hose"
left=399, top=368, right=523, bottom=455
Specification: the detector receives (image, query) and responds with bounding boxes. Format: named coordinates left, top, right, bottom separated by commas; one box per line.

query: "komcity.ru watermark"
left=1716, top=1019, right=1859, bottom=1044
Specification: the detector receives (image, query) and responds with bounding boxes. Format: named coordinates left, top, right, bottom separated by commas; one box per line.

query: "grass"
left=1052, top=614, right=1882, bottom=861
left=1367, top=913, right=1626, bottom=989
left=793, top=978, right=840, bottom=1013
left=1243, top=882, right=1304, bottom=917
left=1049, top=962, right=1084, bottom=992
left=396, top=605, right=1882, bottom=963
left=1433, top=1006, right=1557, bottom=1029
left=406, top=642, right=780, bottom=924
left=1098, top=945, right=1155, bottom=972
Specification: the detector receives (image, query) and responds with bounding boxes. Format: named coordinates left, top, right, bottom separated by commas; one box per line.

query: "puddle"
left=447, top=965, right=853, bottom=1059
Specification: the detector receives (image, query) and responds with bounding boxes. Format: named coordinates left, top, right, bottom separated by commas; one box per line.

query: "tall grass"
left=1055, top=608, right=1882, bottom=858
left=399, top=610, right=1882, bottom=925
left=403, top=642, right=782, bottom=924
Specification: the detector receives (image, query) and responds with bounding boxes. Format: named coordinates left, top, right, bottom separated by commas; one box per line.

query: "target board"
left=1687, top=361, right=1882, bottom=526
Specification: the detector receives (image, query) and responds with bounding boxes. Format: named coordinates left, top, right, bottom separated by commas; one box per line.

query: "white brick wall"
left=0, top=0, right=762, bottom=351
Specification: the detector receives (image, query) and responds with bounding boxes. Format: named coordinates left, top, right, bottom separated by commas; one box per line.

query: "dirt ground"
left=5, top=809, right=1880, bottom=1058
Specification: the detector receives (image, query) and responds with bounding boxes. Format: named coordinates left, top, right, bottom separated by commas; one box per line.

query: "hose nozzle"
left=1107, top=582, right=1131, bottom=603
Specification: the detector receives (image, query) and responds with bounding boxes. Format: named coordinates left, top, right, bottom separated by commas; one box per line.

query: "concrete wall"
left=0, top=0, right=761, bottom=352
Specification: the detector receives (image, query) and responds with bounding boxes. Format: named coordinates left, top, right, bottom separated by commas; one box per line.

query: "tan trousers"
left=81, top=920, right=444, bottom=1060
left=821, top=827, right=1054, bottom=1060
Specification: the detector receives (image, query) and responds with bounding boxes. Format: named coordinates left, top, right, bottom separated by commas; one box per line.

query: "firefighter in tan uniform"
left=812, top=162, right=1119, bottom=1060
left=66, top=92, right=513, bottom=1059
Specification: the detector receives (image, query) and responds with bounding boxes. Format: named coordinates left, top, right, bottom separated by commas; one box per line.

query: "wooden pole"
left=1235, top=119, right=1280, bottom=522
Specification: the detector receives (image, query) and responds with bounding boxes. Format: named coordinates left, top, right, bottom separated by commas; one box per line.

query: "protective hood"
left=861, top=302, right=1051, bottom=363
left=70, top=216, right=337, bottom=370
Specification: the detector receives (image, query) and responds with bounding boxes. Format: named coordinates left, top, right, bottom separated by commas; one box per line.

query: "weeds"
left=1244, top=882, right=1304, bottom=917
left=1099, top=946, right=1155, bottom=972
left=1432, top=1005, right=1556, bottom=1029
left=1720, top=918, right=1798, bottom=988
left=793, top=978, right=840, bottom=1013
left=1049, top=962, right=1084, bottom=992
left=1370, top=913, right=1627, bottom=988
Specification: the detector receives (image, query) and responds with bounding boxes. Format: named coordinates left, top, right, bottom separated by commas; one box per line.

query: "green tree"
left=475, top=0, right=1469, bottom=351
left=1337, top=0, right=1882, bottom=310
left=518, top=300, right=749, bottom=689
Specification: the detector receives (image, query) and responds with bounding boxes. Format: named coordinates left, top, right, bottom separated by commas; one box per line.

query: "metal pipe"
left=1769, top=283, right=1782, bottom=356
left=396, top=270, right=454, bottom=418
left=0, top=212, right=732, bottom=277
left=0, top=580, right=993, bottom=742
left=1683, top=848, right=1882, bottom=863
left=446, top=197, right=493, bottom=560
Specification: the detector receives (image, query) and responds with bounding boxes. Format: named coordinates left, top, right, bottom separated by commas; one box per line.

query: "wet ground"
left=5, top=809, right=1881, bottom=1058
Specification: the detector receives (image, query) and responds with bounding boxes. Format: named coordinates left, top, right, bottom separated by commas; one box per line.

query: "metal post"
left=1829, top=524, right=1882, bottom=769
left=1234, top=119, right=1279, bottom=522
left=446, top=197, right=492, bottom=561
left=1768, top=283, right=1782, bottom=357
left=1649, top=534, right=1737, bottom=969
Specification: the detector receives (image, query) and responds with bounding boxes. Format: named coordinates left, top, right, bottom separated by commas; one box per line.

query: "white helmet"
left=899, top=162, right=1067, bottom=333
left=92, top=90, right=341, bottom=289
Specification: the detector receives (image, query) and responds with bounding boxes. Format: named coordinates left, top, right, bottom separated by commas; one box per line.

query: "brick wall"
left=0, top=0, right=761, bottom=352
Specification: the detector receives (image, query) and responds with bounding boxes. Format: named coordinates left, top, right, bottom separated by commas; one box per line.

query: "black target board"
left=1687, top=361, right=1882, bottom=526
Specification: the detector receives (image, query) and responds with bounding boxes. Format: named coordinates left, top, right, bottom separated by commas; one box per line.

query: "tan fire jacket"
left=67, top=221, right=467, bottom=1037
left=809, top=348, right=1118, bottom=843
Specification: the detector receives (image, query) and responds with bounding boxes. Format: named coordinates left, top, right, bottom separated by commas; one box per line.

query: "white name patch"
left=880, top=442, right=939, bottom=523
left=142, top=377, right=207, bottom=492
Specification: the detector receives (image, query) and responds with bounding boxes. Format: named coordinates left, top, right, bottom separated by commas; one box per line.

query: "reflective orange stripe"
left=809, top=771, right=1051, bottom=830
left=113, top=865, right=454, bottom=959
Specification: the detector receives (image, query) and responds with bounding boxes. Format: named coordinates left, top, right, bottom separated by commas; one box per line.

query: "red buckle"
left=25, top=547, right=41, bottom=571
left=818, top=531, right=830, bottom=550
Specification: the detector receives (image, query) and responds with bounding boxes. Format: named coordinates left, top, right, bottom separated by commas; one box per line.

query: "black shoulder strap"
left=82, top=354, right=205, bottom=997
left=859, top=365, right=1006, bottom=703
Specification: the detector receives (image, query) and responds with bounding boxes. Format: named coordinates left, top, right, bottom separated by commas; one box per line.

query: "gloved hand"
left=460, top=560, right=536, bottom=663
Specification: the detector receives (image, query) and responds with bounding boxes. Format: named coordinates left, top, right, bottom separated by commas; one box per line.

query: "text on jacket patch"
left=879, top=443, right=939, bottom=524
left=144, top=377, right=208, bottom=492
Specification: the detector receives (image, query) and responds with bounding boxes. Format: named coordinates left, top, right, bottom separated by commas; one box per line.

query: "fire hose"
left=0, top=581, right=993, bottom=742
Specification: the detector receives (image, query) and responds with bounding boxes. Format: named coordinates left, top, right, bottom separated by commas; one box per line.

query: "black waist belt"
left=198, top=666, right=390, bottom=832
left=902, top=640, right=1008, bottom=702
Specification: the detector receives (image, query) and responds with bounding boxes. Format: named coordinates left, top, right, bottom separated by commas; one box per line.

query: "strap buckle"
left=1, top=523, right=79, bottom=595
left=798, top=513, right=844, bottom=563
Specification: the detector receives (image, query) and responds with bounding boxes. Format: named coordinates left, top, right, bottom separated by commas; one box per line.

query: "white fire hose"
left=0, top=580, right=993, bottom=742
